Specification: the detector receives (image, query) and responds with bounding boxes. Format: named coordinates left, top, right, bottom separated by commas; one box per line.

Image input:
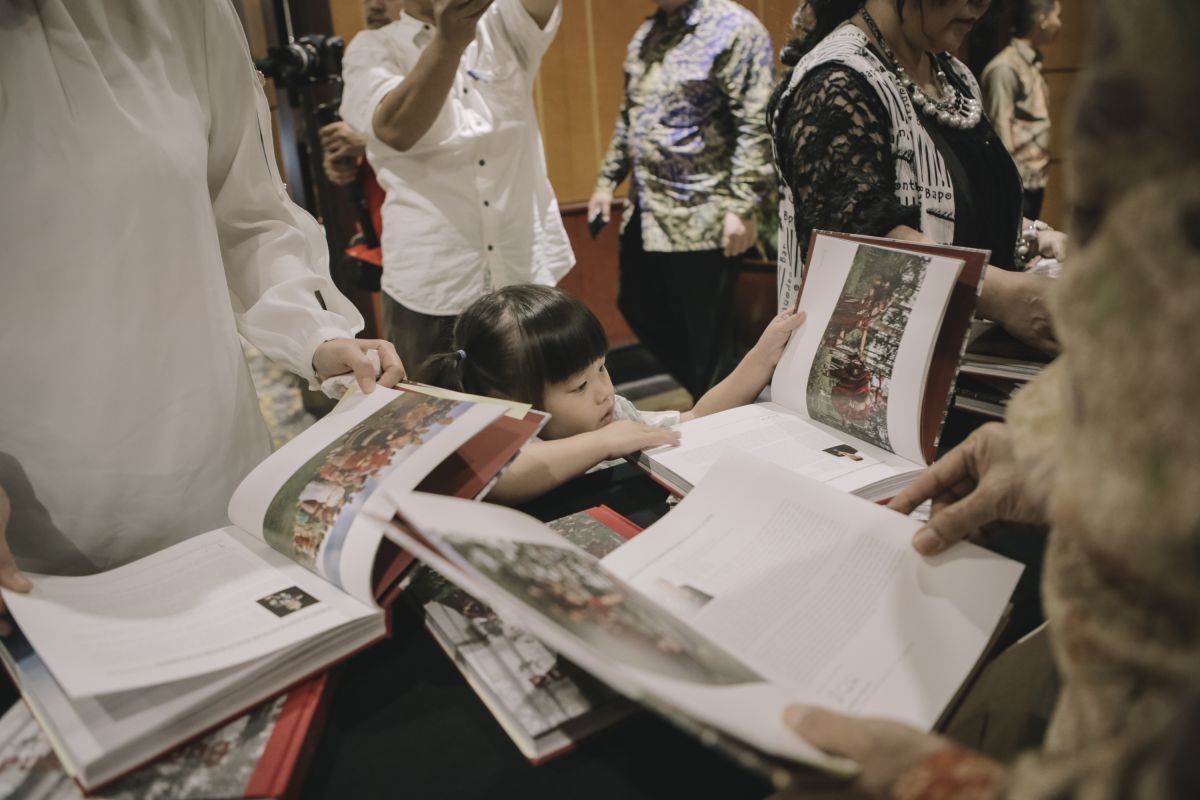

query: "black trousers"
left=381, top=293, right=457, bottom=382
left=617, top=210, right=739, bottom=399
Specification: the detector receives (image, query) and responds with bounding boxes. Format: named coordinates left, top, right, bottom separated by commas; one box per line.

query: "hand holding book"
left=888, top=423, right=1048, bottom=556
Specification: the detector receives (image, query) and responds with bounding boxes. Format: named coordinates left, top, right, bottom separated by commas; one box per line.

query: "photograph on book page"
left=772, top=237, right=962, bottom=464
left=230, top=386, right=502, bottom=601
left=385, top=491, right=854, bottom=772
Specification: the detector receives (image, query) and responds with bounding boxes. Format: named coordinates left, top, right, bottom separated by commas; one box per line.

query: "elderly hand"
left=1036, top=229, right=1068, bottom=261
left=779, top=706, right=952, bottom=799
left=312, top=339, right=406, bottom=394
left=0, top=486, right=33, bottom=637
left=722, top=211, right=758, bottom=258
left=888, top=422, right=1047, bottom=555
left=978, top=268, right=1058, bottom=355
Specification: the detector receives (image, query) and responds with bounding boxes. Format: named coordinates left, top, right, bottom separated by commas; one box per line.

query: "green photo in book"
left=806, top=245, right=931, bottom=451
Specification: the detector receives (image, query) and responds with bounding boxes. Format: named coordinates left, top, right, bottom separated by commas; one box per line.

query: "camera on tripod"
left=255, top=34, right=345, bottom=88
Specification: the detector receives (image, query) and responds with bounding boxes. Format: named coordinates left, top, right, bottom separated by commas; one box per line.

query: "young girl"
left=423, top=285, right=806, bottom=504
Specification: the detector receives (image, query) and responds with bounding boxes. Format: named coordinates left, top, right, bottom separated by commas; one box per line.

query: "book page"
left=771, top=237, right=963, bottom=463
left=642, top=403, right=917, bottom=494
left=228, top=387, right=504, bottom=602
left=603, top=451, right=1023, bottom=729
left=1, top=528, right=379, bottom=698
left=383, top=490, right=855, bottom=773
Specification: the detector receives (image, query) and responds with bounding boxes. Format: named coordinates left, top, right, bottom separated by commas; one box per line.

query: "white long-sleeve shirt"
left=0, top=0, right=362, bottom=573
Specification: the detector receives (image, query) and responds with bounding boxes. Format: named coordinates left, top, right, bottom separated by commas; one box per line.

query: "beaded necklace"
left=859, top=7, right=982, bottom=129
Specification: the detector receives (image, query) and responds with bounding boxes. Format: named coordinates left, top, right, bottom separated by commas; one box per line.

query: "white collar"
left=394, top=12, right=435, bottom=48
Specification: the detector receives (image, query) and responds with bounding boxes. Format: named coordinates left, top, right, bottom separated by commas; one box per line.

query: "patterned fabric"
left=768, top=24, right=1017, bottom=310
left=596, top=0, right=775, bottom=253
left=981, top=39, right=1051, bottom=191
left=891, top=1, right=1200, bottom=796
left=891, top=747, right=1006, bottom=800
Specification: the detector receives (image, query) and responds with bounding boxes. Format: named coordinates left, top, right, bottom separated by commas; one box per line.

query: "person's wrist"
left=431, top=28, right=472, bottom=56
left=976, top=266, right=1011, bottom=321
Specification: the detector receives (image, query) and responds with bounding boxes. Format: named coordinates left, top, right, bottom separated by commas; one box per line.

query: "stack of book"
left=0, top=384, right=546, bottom=794
left=955, top=321, right=1054, bottom=419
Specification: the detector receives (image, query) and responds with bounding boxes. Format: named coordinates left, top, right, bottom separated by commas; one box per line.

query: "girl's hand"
left=597, top=420, right=680, bottom=460
left=748, top=308, right=807, bottom=368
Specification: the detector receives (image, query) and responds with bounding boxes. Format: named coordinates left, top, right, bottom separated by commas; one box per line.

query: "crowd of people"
left=1, top=0, right=1197, bottom=797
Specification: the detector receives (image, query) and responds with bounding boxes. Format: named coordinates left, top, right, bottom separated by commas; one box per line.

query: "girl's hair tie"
left=456, top=349, right=467, bottom=361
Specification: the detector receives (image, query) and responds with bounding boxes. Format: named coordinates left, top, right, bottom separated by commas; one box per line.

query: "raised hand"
left=433, top=0, right=497, bottom=50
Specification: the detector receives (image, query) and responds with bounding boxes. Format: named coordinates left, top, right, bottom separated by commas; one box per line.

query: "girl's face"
left=540, top=357, right=615, bottom=439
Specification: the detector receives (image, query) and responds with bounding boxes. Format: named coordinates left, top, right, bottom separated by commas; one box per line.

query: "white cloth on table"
left=0, top=0, right=362, bottom=574
left=339, top=0, right=574, bottom=316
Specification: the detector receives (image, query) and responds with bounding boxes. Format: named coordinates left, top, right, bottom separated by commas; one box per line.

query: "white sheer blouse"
left=0, top=0, right=362, bottom=573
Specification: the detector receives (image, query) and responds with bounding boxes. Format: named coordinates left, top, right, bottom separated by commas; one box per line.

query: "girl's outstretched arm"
left=486, top=421, right=680, bottom=505
left=685, top=308, right=807, bottom=421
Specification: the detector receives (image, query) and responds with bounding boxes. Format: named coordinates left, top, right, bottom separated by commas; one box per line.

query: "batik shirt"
left=595, top=0, right=775, bottom=253
left=981, top=38, right=1051, bottom=191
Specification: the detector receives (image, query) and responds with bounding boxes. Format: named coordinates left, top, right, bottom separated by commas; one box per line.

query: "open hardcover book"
left=0, top=385, right=545, bottom=793
left=383, top=450, right=1023, bottom=781
left=0, top=673, right=332, bottom=800
left=638, top=232, right=988, bottom=501
left=404, top=506, right=642, bottom=763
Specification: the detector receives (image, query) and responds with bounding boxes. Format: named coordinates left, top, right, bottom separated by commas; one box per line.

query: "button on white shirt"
left=0, top=0, right=362, bottom=573
left=340, top=0, right=575, bottom=316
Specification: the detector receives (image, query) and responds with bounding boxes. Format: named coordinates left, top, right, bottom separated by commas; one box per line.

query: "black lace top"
left=773, top=52, right=1025, bottom=268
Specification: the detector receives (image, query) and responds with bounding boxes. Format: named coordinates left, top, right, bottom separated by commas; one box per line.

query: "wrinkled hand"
left=888, top=422, right=1047, bottom=555
left=587, top=190, right=613, bottom=225
left=0, top=486, right=33, bottom=638
left=1036, top=229, right=1068, bottom=261
left=312, top=339, right=406, bottom=394
left=979, top=268, right=1058, bottom=355
left=748, top=307, right=807, bottom=368
left=434, top=0, right=496, bottom=50
left=598, top=420, right=680, bottom=460
left=779, top=706, right=953, bottom=799
left=722, top=212, right=758, bottom=258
